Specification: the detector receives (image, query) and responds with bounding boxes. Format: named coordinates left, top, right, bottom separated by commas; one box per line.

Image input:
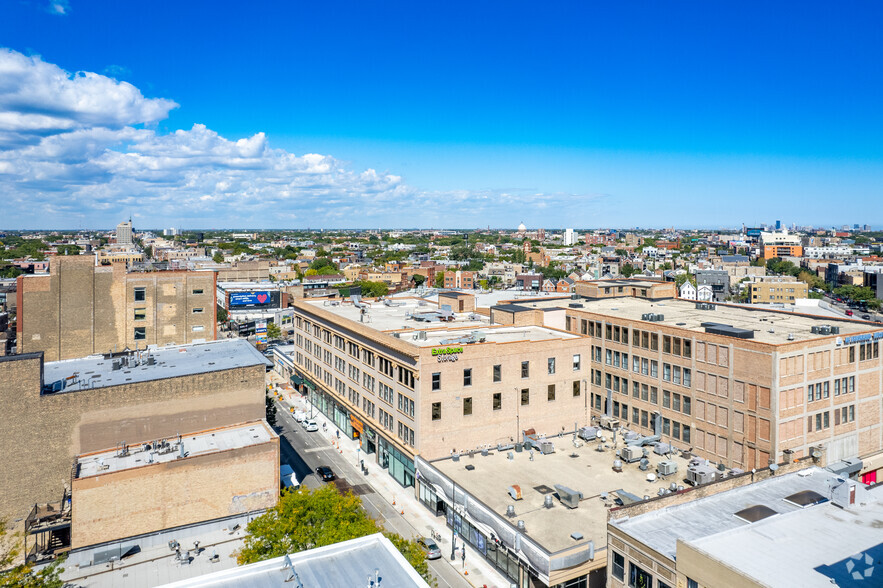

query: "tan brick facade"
left=71, top=430, right=278, bottom=548
left=0, top=354, right=265, bottom=522
left=17, top=256, right=216, bottom=361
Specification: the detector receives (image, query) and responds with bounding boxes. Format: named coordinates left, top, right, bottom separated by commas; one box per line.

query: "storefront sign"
left=841, top=332, right=883, bottom=345
left=350, top=415, right=364, bottom=435
left=432, top=346, right=463, bottom=362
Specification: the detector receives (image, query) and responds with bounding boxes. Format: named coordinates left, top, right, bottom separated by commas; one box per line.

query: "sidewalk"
left=274, top=386, right=511, bottom=588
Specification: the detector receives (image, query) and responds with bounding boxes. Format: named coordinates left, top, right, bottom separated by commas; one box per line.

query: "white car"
left=303, top=420, right=319, bottom=432
left=292, top=410, right=307, bottom=423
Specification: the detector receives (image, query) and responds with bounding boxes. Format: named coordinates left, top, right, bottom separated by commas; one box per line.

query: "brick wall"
left=71, top=434, right=278, bottom=548
left=0, top=355, right=265, bottom=521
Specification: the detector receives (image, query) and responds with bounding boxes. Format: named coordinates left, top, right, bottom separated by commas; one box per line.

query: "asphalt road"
left=822, top=296, right=883, bottom=323
left=273, top=399, right=474, bottom=588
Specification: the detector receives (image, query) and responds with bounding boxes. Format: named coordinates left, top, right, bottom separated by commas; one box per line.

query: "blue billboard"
left=229, top=291, right=277, bottom=307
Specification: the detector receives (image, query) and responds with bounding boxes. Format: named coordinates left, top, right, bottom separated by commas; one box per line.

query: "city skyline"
left=2, top=1, right=882, bottom=229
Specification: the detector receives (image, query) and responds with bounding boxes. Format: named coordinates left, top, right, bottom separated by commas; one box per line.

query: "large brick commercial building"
left=17, top=255, right=217, bottom=361
left=0, top=339, right=270, bottom=537
left=565, top=291, right=883, bottom=471
left=290, top=296, right=590, bottom=488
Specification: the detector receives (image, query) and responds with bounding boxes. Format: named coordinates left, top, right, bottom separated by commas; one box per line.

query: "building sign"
left=229, top=291, right=278, bottom=308
left=432, top=346, right=463, bottom=362
left=841, top=332, right=883, bottom=345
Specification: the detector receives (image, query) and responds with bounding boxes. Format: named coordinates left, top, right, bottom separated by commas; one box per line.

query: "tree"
left=411, top=274, right=426, bottom=287
left=0, top=519, right=65, bottom=587
left=620, top=263, right=637, bottom=278
left=236, top=486, right=431, bottom=583
left=265, top=395, right=277, bottom=427
left=266, top=322, right=282, bottom=340
left=355, top=280, right=389, bottom=298
left=217, top=307, right=228, bottom=323
left=56, top=244, right=81, bottom=256
left=434, top=272, right=445, bottom=289
left=213, top=252, right=225, bottom=263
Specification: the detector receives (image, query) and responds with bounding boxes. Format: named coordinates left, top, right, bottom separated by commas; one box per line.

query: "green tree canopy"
left=237, top=486, right=430, bottom=582
left=266, top=322, right=282, bottom=340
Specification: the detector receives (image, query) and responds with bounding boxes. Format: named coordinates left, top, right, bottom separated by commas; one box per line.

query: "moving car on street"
left=315, top=465, right=336, bottom=482
left=417, top=537, right=442, bottom=560
left=303, top=419, right=319, bottom=432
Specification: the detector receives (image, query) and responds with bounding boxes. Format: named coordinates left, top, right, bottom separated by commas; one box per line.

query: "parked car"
left=863, top=314, right=872, bottom=320
left=417, top=537, right=442, bottom=560
left=845, top=310, right=853, bottom=317
left=292, top=410, right=307, bottom=422
left=315, top=465, right=335, bottom=482
left=303, top=419, right=319, bottom=432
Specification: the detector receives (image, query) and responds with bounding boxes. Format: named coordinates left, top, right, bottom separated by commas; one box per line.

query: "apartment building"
left=17, top=256, right=217, bottom=361
left=443, top=270, right=475, bottom=289
left=290, top=296, right=590, bottom=488
left=746, top=276, right=808, bottom=303
left=564, top=294, right=883, bottom=470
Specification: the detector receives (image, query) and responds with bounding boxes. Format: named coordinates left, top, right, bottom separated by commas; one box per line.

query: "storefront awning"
left=290, top=375, right=303, bottom=385
left=303, top=380, right=316, bottom=391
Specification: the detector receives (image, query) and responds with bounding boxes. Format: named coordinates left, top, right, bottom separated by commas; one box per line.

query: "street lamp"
left=450, top=480, right=457, bottom=561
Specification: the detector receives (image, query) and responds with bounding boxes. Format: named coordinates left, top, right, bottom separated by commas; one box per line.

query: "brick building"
left=0, top=339, right=269, bottom=531
left=565, top=295, right=883, bottom=469
left=17, top=256, right=216, bottom=361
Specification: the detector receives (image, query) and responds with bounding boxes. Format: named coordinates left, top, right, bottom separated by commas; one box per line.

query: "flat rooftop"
left=571, top=297, right=879, bottom=344
left=611, top=466, right=848, bottom=562
left=43, top=339, right=270, bottom=393
left=76, top=421, right=275, bottom=478
left=300, top=299, right=576, bottom=347
left=684, top=484, right=883, bottom=587
left=433, top=433, right=695, bottom=553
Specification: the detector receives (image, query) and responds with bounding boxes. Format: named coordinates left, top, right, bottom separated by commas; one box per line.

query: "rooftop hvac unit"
left=621, top=446, right=642, bottom=463
left=554, top=484, right=583, bottom=509
left=578, top=426, right=599, bottom=441
left=654, top=443, right=672, bottom=455
left=657, top=460, right=678, bottom=477
left=641, top=313, right=653, bottom=321
left=831, top=326, right=840, bottom=334
left=599, top=416, right=620, bottom=430
left=686, top=462, right=718, bottom=486
left=538, top=441, right=556, bottom=455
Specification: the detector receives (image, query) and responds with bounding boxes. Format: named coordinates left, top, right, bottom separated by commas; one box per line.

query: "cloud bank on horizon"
left=0, top=48, right=603, bottom=229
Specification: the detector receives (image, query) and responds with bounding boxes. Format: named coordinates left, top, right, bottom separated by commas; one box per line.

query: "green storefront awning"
left=290, top=375, right=303, bottom=385
left=303, top=380, right=316, bottom=391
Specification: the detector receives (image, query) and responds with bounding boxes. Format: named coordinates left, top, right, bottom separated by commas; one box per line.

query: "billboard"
left=228, top=291, right=279, bottom=308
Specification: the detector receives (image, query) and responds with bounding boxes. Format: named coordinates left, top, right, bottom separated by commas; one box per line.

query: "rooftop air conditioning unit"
left=538, top=441, right=556, bottom=455
left=554, top=484, right=583, bottom=509
left=599, top=416, right=620, bottom=430
left=657, top=460, right=678, bottom=476
left=621, top=446, right=642, bottom=463
left=578, top=426, right=599, bottom=441
left=686, top=463, right=718, bottom=486
left=641, top=313, right=653, bottom=321
left=830, top=326, right=840, bottom=334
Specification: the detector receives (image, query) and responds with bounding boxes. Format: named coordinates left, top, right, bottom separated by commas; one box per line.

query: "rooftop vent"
left=734, top=504, right=778, bottom=523
left=702, top=322, right=754, bottom=339
left=695, top=302, right=715, bottom=311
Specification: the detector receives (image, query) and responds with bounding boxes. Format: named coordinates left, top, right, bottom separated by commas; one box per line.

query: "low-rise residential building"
left=746, top=276, right=808, bottom=303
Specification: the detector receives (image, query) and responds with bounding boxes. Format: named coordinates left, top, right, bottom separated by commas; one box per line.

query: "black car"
left=316, top=465, right=335, bottom=482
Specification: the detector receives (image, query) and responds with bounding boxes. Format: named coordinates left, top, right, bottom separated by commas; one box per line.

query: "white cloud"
left=0, top=47, right=605, bottom=228
left=48, top=1, right=69, bottom=15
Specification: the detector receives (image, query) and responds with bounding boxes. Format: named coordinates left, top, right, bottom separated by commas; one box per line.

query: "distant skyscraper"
left=564, top=228, right=576, bottom=246
left=775, top=220, right=781, bottom=230
left=116, top=219, right=133, bottom=245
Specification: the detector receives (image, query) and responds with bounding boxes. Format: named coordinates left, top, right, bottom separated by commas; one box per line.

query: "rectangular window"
left=629, top=563, right=653, bottom=588
left=823, top=411, right=830, bottom=429
left=816, top=413, right=822, bottom=431
left=673, top=338, right=681, bottom=356
left=683, top=396, right=691, bottom=415
left=493, top=392, right=502, bottom=410
left=663, top=390, right=671, bottom=408
left=622, top=328, right=629, bottom=345
left=673, top=421, right=681, bottom=439
left=612, top=552, right=625, bottom=581
left=632, top=407, right=639, bottom=424
left=650, top=361, right=658, bottom=378
left=606, top=349, right=612, bottom=365
left=650, top=386, right=658, bottom=404
left=134, top=327, right=146, bottom=340
left=134, top=308, right=146, bottom=321
left=835, top=379, right=841, bottom=396
left=133, top=287, right=146, bottom=301
left=521, top=388, right=530, bottom=405
left=463, top=397, right=472, bottom=416
left=849, top=405, right=855, bottom=422
left=192, top=325, right=204, bottom=332
left=683, top=339, right=692, bottom=358
left=493, top=364, right=501, bottom=382
left=642, top=358, right=649, bottom=375
left=807, top=415, right=813, bottom=432
left=572, top=354, right=581, bottom=371
left=548, top=384, right=556, bottom=401
left=432, top=372, right=441, bottom=391
left=683, top=425, right=691, bottom=443
left=683, top=368, right=691, bottom=388
left=673, top=366, right=682, bottom=385
left=673, top=393, right=681, bottom=412
left=663, top=335, right=671, bottom=354
left=547, top=357, right=556, bottom=375
left=650, top=333, right=658, bottom=351
left=192, top=307, right=204, bottom=314
left=573, top=380, right=581, bottom=396
left=463, top=368, right=472, bottom=386
left=432, top=402, right=441, bottom=421
left=192, top=288, right=204, bottom=295
left=823, top=381, right=829, bottom=398
left=663, top=363, right=671, bottom=382
left=521, top=361, right=530, bottom=378
left=633, top=356, right=640, bottom=373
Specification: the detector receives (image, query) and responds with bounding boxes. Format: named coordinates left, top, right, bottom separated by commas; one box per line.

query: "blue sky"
left=1, top=1, right=881, bottom=229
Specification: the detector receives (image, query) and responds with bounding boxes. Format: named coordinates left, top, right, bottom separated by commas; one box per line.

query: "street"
left=273, top=398, right=480, bottom=588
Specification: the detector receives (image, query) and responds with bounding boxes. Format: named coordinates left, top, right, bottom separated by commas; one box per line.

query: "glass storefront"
left=378, top=437, right=415, bottom=488
left=444, top=502, right=520, bottom=584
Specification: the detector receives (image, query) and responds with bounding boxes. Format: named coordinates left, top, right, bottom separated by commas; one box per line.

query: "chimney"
left=782, top=448, right=794, bottom=465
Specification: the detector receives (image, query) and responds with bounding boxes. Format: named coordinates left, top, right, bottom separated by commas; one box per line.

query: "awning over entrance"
left=290, top=375, right=303, bottom=385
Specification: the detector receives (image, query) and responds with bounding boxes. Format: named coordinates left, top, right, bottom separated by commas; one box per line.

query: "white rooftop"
left=43, top=339, right=270, bottom=393
left=76, top=421, right=275, bottom=478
